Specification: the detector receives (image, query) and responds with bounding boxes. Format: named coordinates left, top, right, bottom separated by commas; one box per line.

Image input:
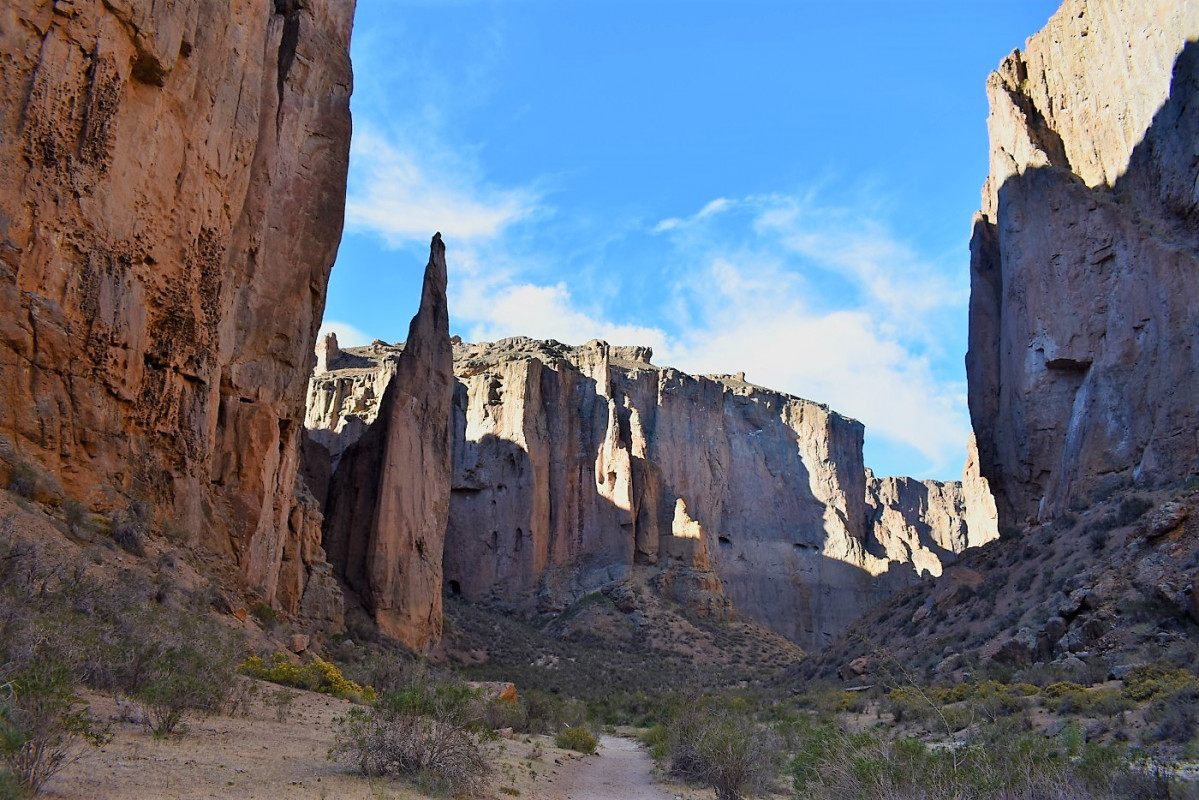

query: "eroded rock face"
left=0, top=2, right=354, bottom=612
left=865, top=436, right=999, bottom=580
left=310, top=335, right=996, bottom=649
left=322, top=235, right=454, bottom=651
left=967, top=0, right=1199, bottom=531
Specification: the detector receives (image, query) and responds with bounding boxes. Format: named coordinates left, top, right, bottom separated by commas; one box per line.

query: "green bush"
left=640, top=723, right=669, bottom=761
left=249, top=601, right=278, bottom=630
left=107, top=503, right=149, bottom=557
left=137, top=644, right=230, bottom=735
left=267, top=688, right=297, bottom=723
left=668, top=705, right=782, bottom=800
left=0, top=659, right=109, bottom=795
left=511, top=688, right=586, bottom=735
left=784, top=713, right=1179, bottom=800
left=555, top=725, right=598, bottom=754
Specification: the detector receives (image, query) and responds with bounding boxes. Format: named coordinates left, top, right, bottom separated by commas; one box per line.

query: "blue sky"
left=323, top=0, right=1061, bottom=481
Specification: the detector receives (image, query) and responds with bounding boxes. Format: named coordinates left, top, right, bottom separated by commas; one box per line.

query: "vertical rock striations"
left=322, top=235, right=455, bottom=651
left=309, top=336, right=997, bottom=649
left=968, top=0, right=1199, bottom=531
left=0, top=1, right=354, bottom=615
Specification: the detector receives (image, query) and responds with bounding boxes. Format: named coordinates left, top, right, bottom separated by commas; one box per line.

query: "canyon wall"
left=310, top=336, right=997, bottom=649
left=0, top=0, right=354, bottom=622
left=967, top=0, right=1199, bottom=530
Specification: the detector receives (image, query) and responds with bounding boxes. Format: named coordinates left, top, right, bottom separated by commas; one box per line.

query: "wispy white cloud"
left=445, top=188, right=972, bottom=477
left=457, top=275, right=671, bottom=354
left=664, top=258, right=968, bottom=473
left=344, top=128, right=540, bottom=247
left=653, top=197, right=734, bottom=233
left=753, top=195, right=966, bottom=329
left=317, top=320, right=372, bottom=348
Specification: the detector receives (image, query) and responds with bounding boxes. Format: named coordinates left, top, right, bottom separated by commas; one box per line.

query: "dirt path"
left=44, top=688, right=705, bottom=799
left=548, top=735, right=682, bottom=800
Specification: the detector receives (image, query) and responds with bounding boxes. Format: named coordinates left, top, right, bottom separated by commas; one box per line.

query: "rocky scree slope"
left=307, top=333, right=998, bottom=650
left=0, top=0, right=354, bottom=629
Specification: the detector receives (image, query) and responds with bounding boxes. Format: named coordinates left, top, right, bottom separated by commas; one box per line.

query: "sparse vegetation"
left=784, top=716, right=1160, bottom=799
left=664, top=701, right=782, bottom=800
left=107, top=501, right=150, bottom=556
left=249, top=600, right=279, bottom=630
left=267, top=687, right=297, bottom=723
left=5, top=463, right=39, bottom=500
left=0, top=508, right=244, bottom=760
left=0, top=659, right=110, bottom=796
left=330, top=675, right=492, bottom=796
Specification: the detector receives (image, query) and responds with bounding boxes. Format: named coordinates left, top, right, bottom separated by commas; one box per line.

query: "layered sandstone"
left=321, top=236, right=454, bottom=651
left=967, top=0, right=1199, bottom=530
left=309, top=336, right=997, bottom=649
left=0, top=1, right=354, bottom=622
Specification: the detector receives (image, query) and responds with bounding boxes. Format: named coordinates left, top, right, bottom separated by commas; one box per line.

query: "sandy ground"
left=42, top=685, right=711, bottom=800
left=543, top=735, right=679, bottom=800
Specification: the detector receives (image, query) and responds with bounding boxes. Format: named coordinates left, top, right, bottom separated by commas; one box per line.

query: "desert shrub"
left=554, top=725, right=597, bottom=754
left=238, top=652, right=375, bottom=702
left=59, top=501, right=89, bottom=537
left=0, top=517, right=244, bottom=744
left=965, top=682, right=1029, bottom=720
left=330, top=684, right=492, bottom=796
left=268, top=688, right=297, bottom=723
left=5, top=463, right=38, bottom=500
left=107, top=503, right=148, bottom=557
left=249, top=601, right=278, bottom=630
left=786, top=717, right=1162, bottom=800
left=886, top=687, right=939, bottom=725
left=667, top=705, right=782, bottom=800
left=1042, top=681, right=1092, bottom=714
left=513, top=689, right=586, bottom=735
left=641, top=723, right=670, bottom=761
left=1144, top=686, right=1199, bottom=745
left=222, top=678, right=260, bottom=718
left=1035, top=681, right=1131, bottom=717
left=0, top=660, right=109, bottom=796
left=137, top=643, right=231, bottom=735
left=1116, top=496, right=1154, bottom=527
left=1123, top=665, right=1197, bottom=702
left=586, top=688, right=672, bottom=727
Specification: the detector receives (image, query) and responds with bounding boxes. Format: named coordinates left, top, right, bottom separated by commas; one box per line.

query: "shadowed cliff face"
left=0, top=1, right=354, bottom=619
left=309, top=336, right=997, bottom=650
left=967, top=0, right=1199, bottom=532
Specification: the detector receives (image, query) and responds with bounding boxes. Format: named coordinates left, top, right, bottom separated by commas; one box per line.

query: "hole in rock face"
left=1046, top=357, right=1092, bottom=372
left=449, top=580, right=462, bottom=596
left=718, top=536, right=731, bottom=546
